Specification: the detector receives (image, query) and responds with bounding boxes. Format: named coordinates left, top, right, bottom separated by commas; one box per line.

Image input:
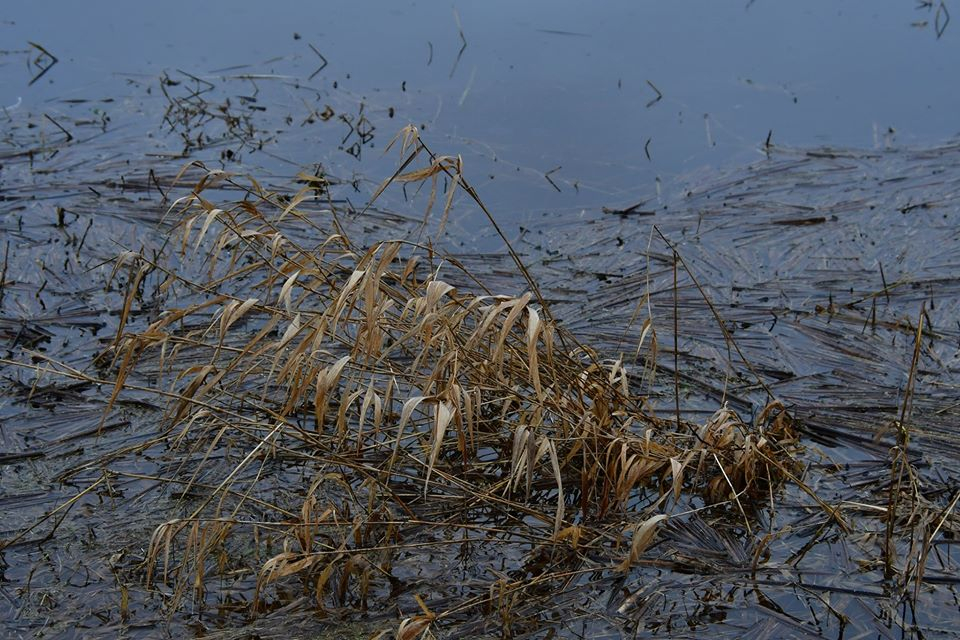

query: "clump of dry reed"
left=100, top=128, right=802, bottom=630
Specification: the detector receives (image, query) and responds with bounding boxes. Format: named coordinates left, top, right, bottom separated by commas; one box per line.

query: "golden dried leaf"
left=398, top=615, right=434, bottom=640
left=424, top=401, right=455, bottom=496
left=618, top=514, right=669, bottom=572
left=194, top=208, right=223, bottom=250
left=278, top=270, right=301, bottom=313
left=220, top=297, right=259, bottom=339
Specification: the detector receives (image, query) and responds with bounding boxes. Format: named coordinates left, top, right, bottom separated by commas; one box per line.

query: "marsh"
left=2, top=2, right=959, bottom=638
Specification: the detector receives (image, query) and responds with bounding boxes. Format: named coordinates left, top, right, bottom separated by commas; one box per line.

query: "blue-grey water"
left=2, top=3, right=959, bottom=638
left=3, top=0, right=958, bottom=217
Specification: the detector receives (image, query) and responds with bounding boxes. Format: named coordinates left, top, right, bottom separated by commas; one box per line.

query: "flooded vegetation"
left=2, top=2, right=960, bottom=638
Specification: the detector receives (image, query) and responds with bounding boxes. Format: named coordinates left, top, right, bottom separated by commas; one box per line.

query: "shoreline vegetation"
left=3, top=125, right=959, bottom=638
left=3, top=4, right=960, bottom=634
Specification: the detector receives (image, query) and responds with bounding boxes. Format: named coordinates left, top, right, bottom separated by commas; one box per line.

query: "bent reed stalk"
left=62, top=129, right=808, bottom=627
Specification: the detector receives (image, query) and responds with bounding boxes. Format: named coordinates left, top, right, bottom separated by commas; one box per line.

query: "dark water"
left=3, top=2, right=960, bottom=638
left=3, top=0, right=958, bottom=216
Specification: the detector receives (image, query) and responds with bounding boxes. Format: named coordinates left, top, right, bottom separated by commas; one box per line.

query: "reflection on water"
left=2, top=0, right=958, bottom=220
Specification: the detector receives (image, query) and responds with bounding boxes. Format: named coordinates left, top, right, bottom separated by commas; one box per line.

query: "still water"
left=2, top=3, right=959, bottom=638
left=3, top=1, right=957, bottom=218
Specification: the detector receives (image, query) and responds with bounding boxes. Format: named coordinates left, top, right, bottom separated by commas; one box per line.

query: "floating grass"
left=75, top=135, right=810, bottom=632
left=4, top=123, right=960, bottom=637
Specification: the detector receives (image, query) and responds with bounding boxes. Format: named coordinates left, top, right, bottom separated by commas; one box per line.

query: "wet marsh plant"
left=84, top=136, right=807, bottom=628
left=16, top=130, right=937, bottom=636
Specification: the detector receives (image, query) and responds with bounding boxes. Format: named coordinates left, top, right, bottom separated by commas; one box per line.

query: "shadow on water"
left=1, top=2, right=959, bottom=638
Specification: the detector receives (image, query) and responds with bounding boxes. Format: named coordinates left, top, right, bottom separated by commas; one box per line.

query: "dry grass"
left=2, top=41, right=959, bottom=633
left=72, top=131, right=811, bottom=633
left=35, top=129, right=960, bottom=638
left=0, top=131, right=956, bottom=637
